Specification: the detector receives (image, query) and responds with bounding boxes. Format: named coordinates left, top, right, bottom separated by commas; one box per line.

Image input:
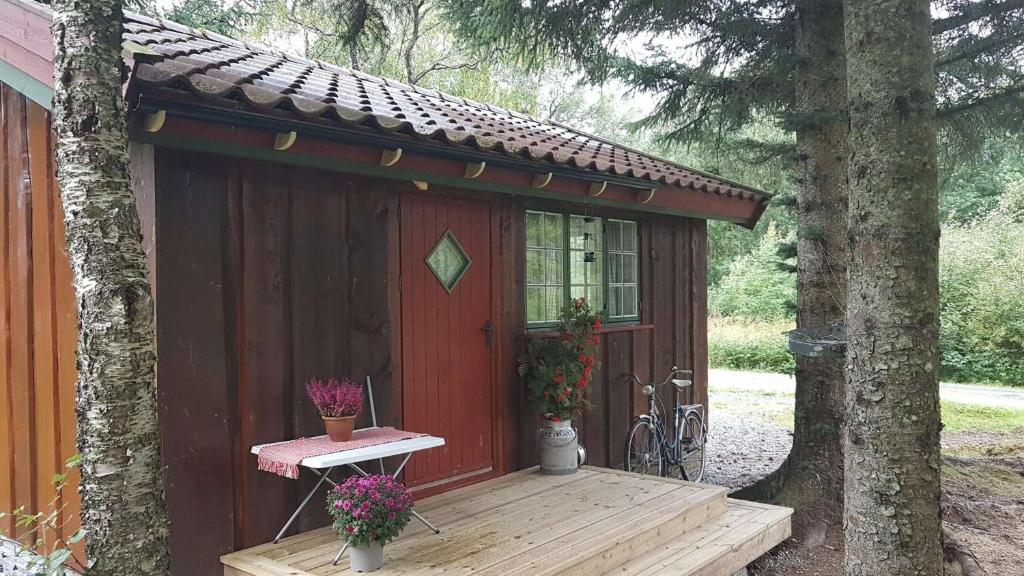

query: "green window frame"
left=525, top=210, right=640, bottom=326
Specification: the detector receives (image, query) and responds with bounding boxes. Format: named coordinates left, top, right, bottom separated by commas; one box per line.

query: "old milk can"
left=539, top=419, right=579, bottom=475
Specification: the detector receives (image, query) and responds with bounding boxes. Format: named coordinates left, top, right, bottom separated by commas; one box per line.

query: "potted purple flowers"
left=327, top=475, right=414, bottom=572
left=306, top=378, right=364, bottom=442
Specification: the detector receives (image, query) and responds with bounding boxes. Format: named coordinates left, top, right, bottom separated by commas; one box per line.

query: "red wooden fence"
left=0, top=82, right=82, bottom=557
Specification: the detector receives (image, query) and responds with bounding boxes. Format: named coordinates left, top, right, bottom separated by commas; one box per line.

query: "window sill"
left=523, top=323, right=653, bottom=339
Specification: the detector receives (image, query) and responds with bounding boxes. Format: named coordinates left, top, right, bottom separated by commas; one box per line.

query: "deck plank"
left=301, top=472, right=676, bottom=574
left=221, top=469, right=790, bottom=576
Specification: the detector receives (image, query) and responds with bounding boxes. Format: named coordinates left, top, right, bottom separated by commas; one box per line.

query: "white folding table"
left=251, top=431, right=445, bottom=564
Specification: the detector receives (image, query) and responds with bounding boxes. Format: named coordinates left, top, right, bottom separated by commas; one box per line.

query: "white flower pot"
left=350, top=541, right=384, bottom=572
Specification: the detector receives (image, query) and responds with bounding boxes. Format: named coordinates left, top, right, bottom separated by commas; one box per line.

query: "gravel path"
left=703, top=412, right=792, bottom=490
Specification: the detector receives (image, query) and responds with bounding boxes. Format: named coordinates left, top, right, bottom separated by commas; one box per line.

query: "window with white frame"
left=525, top=210, right=639, bottom=326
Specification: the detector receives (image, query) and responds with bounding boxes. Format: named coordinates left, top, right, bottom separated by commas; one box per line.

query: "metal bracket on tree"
left=787, top=323, right=847, bottom=358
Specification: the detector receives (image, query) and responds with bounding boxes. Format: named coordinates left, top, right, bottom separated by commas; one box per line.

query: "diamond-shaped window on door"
left=425, top=229, right=472, bottom=293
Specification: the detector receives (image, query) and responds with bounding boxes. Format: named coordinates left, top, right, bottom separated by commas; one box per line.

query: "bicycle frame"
left=625, top=366, right=707, bottom=482
left=643, top=381, right=691, bottom=466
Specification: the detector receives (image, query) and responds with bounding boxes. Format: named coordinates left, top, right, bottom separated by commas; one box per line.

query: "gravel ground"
left=703, top=412, right=792, bottom=490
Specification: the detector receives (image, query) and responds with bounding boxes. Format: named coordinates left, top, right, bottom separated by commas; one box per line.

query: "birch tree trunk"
left=842, top=0, right=943, bottom=572
left=51, top=1, right=171, bottom=574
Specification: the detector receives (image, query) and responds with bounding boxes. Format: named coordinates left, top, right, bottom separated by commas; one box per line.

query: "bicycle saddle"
left=671, top=378, right=693, bottom=390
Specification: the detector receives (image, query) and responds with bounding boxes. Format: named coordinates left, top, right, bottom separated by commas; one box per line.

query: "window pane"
left=544, top=214, right=563, bottom=248
left=526, top=248, right=544, bottom=284
left=585, top=252, right=602, bottom=284
left=569, top=251, right=585, bottom=285
left=569, top=216, right=584, bottom=249
left=570, top=284, right=583, bottom=299
left=606, top=220, right=622, bottom=251
left=609, top=252, right=622, bottom=283
left=620, top=221, right=637, bottom=252
left=545, top=250, right=563, bottom=284
left=546, top=287, right=563, bottom=321
left=623, top=286, right=637, bottom=316
left=526, top=211, right=542, bottom=248
left=587, top=286, right=603, bottom=311
left=526, top=286, right=545, bottom=323
left=623, top=254, right=637, bottom=283
left=609, top=286, right=622, bottom=317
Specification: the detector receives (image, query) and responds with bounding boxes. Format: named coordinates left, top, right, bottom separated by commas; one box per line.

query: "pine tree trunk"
left=51, top=1, right=171, bottom=574
left=842, top=0, right=943, bottom=572
left=785, top=0, right=849, bottom=522
left=734, top=0, right=848, bottom=533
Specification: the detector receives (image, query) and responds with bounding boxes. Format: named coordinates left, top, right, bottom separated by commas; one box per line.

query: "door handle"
left=482, top=320, right=494, bottom=347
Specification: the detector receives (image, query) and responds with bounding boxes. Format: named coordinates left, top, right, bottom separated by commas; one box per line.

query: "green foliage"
left=1, top=456, right=86, bottom=575
left=161, top=0, right=256, bottom=36
left=522, top=298, right=602, bottom=421
left=709, top=223, right=796, bottom=321
left=708, top=317, right=795, bottom=374
left=939, top=184, right=1024, bottom=385
left=939, top=137, right=1024, bottom=223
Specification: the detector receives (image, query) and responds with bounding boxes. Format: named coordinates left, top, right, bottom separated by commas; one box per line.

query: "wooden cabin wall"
left=509, top=211, right=709, bottom=471
left=0, top=83, right=82, bottom=554
left=152, top=148, right=397, bottom=576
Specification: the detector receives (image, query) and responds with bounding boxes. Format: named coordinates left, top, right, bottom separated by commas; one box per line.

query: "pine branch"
left=932, top=0, right=1024, bottom=35
left=936, top=29, right=1024, bottom=69
left=938, top=81, right=1024, bottom=118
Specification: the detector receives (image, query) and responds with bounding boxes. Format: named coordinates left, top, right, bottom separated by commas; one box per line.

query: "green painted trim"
left=0, top=59, right=52, bottom=110
left=134, top=127, right=749, bottom=225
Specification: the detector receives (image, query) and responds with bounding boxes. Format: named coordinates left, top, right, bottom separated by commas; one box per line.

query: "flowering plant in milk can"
left=522, top=297, right=603, bottom=421
left=327, top=475, right=414, bottom=548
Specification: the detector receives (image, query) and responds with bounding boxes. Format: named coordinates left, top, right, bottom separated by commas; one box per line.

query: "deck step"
left=602, top=499, right=792, bottom=576
left=221, top=468, right=789, bottom=576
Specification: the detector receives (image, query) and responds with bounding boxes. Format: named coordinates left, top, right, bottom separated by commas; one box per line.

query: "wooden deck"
left=221, top=467, right=791, bottom=576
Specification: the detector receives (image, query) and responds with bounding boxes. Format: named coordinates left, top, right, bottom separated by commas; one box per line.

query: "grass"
left=708, top=316, right=795, bottom=374
left=710, top=385, right=1024, bottom=436
left=941, top=401, right=1024, bottom=433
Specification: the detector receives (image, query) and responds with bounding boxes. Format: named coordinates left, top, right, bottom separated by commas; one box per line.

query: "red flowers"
left=524, top=298, right=603, bottom=421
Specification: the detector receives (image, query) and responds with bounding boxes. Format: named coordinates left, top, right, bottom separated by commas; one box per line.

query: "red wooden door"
left=400, top=195, right=493, bottom=487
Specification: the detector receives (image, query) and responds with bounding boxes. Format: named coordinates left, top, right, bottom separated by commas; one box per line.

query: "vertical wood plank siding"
left=153, top=149, right=400, bottom=575
left=0, top=83, right=82, bottom=554
left=514, top=213, right=708, bottom=471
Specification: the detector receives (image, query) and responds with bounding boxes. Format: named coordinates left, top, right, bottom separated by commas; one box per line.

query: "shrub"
left=709, top=223, right=795, bottom=322
left=708, top=317, right=795, bottom=374
left=939, top=185, right=1024, bottom=385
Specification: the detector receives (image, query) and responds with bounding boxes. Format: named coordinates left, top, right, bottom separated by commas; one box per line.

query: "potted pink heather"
left=327, top=475, right=414, bottom=572
left=306, top=378, right=364, bottom=442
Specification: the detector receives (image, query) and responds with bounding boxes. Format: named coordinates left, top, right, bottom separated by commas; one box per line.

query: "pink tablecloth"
left=256, top=427, right=425, bottom=479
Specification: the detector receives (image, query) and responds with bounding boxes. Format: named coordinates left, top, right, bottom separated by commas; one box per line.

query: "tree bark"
left=734, top=0, right=848, bottom=534
left=842, top=0, right=943, bottom=573
left=51, top=1, right=171, bottom=574
left=786, top=0, right=849, bottom=521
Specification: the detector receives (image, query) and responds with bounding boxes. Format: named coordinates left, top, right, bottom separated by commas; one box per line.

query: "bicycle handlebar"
left=627, top=366, right=693, bottom=388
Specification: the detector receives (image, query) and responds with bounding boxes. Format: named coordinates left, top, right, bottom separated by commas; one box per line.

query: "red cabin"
left=0, top=1, right=774, bottom=574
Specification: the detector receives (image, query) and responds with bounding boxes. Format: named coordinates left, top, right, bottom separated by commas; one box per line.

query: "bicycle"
left=623, top=367, right=707, bottom=482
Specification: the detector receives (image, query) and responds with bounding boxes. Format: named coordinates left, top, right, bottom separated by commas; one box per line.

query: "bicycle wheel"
left=677, top=410, right=706, bottom=482
left=623, top=418, right=664, bottom=477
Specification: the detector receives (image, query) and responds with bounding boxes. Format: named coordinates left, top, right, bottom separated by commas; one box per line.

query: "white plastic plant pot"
left=350, top=541, right=384, bottom=573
